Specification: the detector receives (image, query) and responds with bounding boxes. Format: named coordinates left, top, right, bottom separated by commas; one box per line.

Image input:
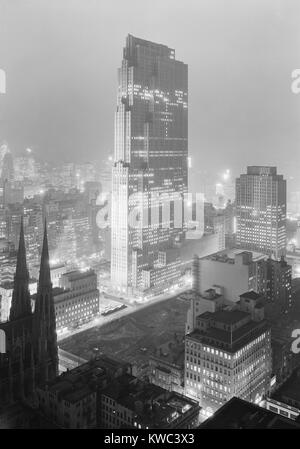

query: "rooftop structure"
left=199, top=397, right=300, bottom=429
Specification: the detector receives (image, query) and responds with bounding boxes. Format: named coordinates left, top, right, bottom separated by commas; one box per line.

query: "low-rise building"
left=58, top=348, right=88, bottom=374
left=50, top=263, right=67, bottom=287
left=148, top=338, right=185, bottom=394
left=192, top=249, right=267, bottom=301
left=100, top=374, right=200, bottom=429
left=264, top=368, right=300, bottom=421
left=37, top=356, right=132, bottom=429
left=32, top=269, right=99, bottom=330
left=186, top=249, right=268, bottom=333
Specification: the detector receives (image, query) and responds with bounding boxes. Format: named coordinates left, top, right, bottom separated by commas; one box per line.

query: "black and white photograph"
left=0, top=0, right=300, bottom=435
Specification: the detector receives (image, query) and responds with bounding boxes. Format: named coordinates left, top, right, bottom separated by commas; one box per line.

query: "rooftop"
left=62, top=270, right=96, bottom=281
left=199, top=397, right=300, bottom=429
left=273, top=369, right=300, bottom=404
left=41, top=356, right=131, bottom=404
left=150, top=339, right=185, bottom=368
left=240, top=291, right=262, bottom=300
left=200, top=289, right=222, bottom=301
left=102, top=374, right=198, bottom=428
left=204, top=248, right=267, bottom=263
left=189, top=315, right=269, bottom=352
left=0, top=278, right=37, bottom=290
left=210, top=309, right=249, bottom=325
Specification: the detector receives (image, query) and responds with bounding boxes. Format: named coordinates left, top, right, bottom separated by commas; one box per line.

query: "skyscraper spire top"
left=9, top=216, right=32, bottom=321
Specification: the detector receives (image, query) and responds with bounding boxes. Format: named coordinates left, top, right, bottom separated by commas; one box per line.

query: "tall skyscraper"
left=111, top=35, right=188, bottom=296
left=236, top=166, right=286, bottom=259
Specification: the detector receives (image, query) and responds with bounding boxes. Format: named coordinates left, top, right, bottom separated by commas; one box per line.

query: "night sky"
left=0, top=0, right=300, bottom=190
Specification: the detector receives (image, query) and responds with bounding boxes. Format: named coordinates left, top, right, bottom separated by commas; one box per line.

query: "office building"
left=32, top=269, right=99, bottom=331
left=265, top=256, right=293, bottom=315
left=193, top=249, right=267, bottom=300
left=184, top=296, right=272, bottom=416
left=1, top=150, right=14, bottom=183
left=186, top=249, right=267, bottom=333
left=236, top=166, right=286, bottom=259
left=111, top=35, right=188, bottom=296
left=0, top=240, right=17, bottom=285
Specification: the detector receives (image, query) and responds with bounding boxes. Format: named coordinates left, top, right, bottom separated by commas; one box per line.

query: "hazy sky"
left=0, top=0, right=300, bottom=189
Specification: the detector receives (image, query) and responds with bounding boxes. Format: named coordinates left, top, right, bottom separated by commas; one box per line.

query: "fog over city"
left=1, top=0, right=300, bottom=191
left=1, top=0, right=300, bottom=434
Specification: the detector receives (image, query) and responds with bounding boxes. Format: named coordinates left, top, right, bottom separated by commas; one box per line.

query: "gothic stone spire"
left=9, top=216, right=32, bottom=321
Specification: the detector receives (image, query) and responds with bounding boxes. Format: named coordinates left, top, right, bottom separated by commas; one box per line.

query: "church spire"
left=9, top=216, right=32, bottom=321
left=38, top=218, right=52, bottom=289
left=34, top=219, right=58, bottom=383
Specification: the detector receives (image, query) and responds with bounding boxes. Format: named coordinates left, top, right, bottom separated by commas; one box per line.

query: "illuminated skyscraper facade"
left=111, top=35, right=188, bottom=295
left=185, top=305, right=272, bottom=417
left=236, top=166, right=286, bottom=260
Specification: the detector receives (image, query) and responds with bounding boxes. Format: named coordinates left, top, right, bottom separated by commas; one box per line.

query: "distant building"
left=50, top=262, right=67, bottom=288
left=14, top=149, right=37, bottom=182
left=0, top=279, right=37, bottom=322
left=3, top=181, right=24, bottom=205
left=186, top=249, right=268, bottom=333
left=204, top=201, right=235, bottom=248
left=193, top=249, right=267, bottom=300
left=32, top=269, right=100, bottom=331
left=236, top=166, right=286, bottom=259
left=98, top=155, right=112, bottom=197
left=265, top=257, right=292, bottom=315
left=84, top=181, right=101, bottom=204
left=1, top=151, right=14, bottom=183
left=270, top=336, right=294, bottom=387
left=0, top=240, right=17, bottom=285
left=180, top=231, right=226, bottom=272
left=213, top=214, right=225, bottom=252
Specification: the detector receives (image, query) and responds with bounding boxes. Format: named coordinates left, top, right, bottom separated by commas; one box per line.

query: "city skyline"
left=1, top=0, right=300, bottom=193
left=1, top=1, right=300, bottom=433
